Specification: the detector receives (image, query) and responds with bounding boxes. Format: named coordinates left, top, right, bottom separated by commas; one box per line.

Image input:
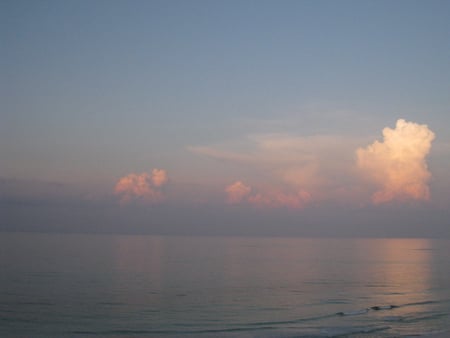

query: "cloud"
left=225, top=180, right=311, bottom=209
left=114, top=169, right=168, bottom=205
left=191, top=133, right=359, bottom=203
left=151, top=169, right=168, bottom=187
left=187, top=146, right=254, bottom=163
left=225, top=181, right=251, bottom=203
left=248, top=190, right=311, bottom=209
left=356, top=119, right=435, bottom=204
left=192, top=118, right=436, bottom=207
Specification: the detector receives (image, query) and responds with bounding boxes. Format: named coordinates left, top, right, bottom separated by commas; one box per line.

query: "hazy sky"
left=2, top=0, right=450, bottom=237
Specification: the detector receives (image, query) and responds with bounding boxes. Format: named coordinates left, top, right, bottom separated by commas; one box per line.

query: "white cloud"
left=356, top=119, right=435, bottom=204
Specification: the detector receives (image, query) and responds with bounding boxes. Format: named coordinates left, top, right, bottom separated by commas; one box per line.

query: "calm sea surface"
left=1, top=233, right=450, bottom=337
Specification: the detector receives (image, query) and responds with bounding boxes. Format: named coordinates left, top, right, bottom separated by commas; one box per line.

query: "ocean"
left=1, top=233, right=449, bottom=337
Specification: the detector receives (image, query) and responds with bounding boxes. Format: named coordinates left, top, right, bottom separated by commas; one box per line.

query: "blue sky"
left=2, top=0, right=450, bottom=236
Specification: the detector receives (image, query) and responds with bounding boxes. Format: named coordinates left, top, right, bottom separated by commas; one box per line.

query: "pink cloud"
left=225, top=180, right=311, bottom=209
left=356, top=119, right=435, bottom=204
left=114, top=169, right=168, bottom=205
left=190, top=133, right=360, bottom=205
left=192, top=118, right=437, bottom=207
left=151, top=169, right=168, bottom=187
left=225, top=181, right=251, bottom=204
left=248, top=190, right=311, bottom=209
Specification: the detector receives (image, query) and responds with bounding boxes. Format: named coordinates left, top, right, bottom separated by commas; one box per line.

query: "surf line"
left=337, top=305, right=398, bottom=316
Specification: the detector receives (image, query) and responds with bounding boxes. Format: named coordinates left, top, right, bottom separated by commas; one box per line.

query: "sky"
left=2, top=0, right=450, bottom=237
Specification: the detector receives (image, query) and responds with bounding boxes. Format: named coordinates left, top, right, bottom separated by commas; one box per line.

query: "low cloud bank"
left=225, top=181, right=311, bottom=209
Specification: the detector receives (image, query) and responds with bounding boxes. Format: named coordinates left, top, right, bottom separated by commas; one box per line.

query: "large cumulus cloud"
left=356, top=119, right=435, bottom=204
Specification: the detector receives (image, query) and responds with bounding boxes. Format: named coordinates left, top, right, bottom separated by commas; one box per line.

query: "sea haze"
left=1, top=233, right=450, bottom=337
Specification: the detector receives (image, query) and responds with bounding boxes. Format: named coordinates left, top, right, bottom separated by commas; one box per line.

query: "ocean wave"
left=67, top=299, right=448, bottom=337
left=336, top=304, right=397, bottom=316
left=336, top=308, right=369, bottom=316
left=320, top=325, right=391, bottom=337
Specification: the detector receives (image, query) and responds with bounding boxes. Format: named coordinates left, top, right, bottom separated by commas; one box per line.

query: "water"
left=1, top=233, right=449, bottom=337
